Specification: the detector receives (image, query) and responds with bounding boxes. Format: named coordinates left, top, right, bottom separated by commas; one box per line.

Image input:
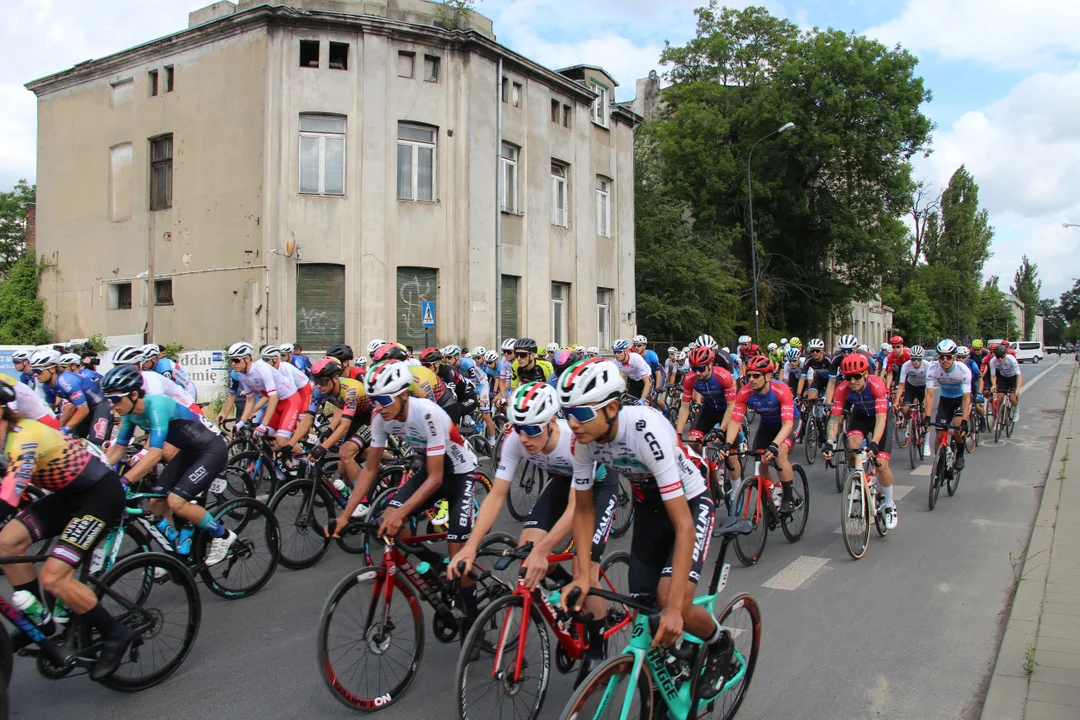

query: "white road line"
left=893, top=484, right=914, bottom=501
left=1018, top=358, right=1063, bottom=396
left=761, top=555, right=829, bottom=590
left=909, top=465, right=931, bottom=476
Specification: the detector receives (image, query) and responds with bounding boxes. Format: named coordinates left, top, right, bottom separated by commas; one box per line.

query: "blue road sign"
left=421, top=301, right=435, bottom=328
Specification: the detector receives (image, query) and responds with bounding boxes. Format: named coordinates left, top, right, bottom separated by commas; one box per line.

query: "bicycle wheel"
left=268, top=478, right=334, bottom=570
left=456, top=593, right=550, bottom=720
left=780, top=465, right=809, bottom=543
left=508, top=464, right=546, bottom=521
left=994, top=406, right=1004, bottom=443
left=227, top=451, right=275, bottom=502
left=317, top=565, right=424, bottom=711
left=204, top=465, right=256, bottom=512
left=928, top=447, right=945, bottom=511
left=559, top=652, right=655, bottom=720
left=476, top=532, right=520, bottom=592
left=599, top=551, right=634, bottom=654
left=610, top=476, right=635, bottom=539
left=1006, top=403, right=1015, bottom=438
left=226, top=435, right=257, bottom=458
left=195, top=498, right=280, bottom=599
left=908, top=426, right=920, bottom=469
left=693, top=593, right=762, bottom=720
left=339, top=468, right=405, bottom=557
left=893, top=413, right=909, bottom=448
left=803, top=420, right=818, bottom=466
left=840, top=472, right=870, bottom=560
left=947, top=447, right=961, bottom=497
left=85, top=552, right=201, bottom=691
left=834, top=450, right=847, bottom=493
left=732, top=480, right=767, bottom=567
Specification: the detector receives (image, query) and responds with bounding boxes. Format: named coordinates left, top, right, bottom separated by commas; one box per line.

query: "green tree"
left=0, top=179, right=36, bottom=269
left=977, top=279, right=1017, bottom=341
left=1038, top=298, right=1066, bottom=346
left=433, top=0, right=477, bottom=29
left=881, top=268, right=940, bottom=344
left=1059, top=279, right=1080, bottom=323
left=1010, top=255, right=1040, bottom=340
left=0, top=255, right=52, bottom=344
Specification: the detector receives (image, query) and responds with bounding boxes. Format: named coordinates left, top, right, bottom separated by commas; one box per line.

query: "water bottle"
left=770, top=483, right=782, bottom=509
left=332, top=478, right=351, bottom=498
left=12, top=590, right=50, bottom=628
left=52, top=598, right=71, bottom=626
left=415, top=561, right=442, bottom=587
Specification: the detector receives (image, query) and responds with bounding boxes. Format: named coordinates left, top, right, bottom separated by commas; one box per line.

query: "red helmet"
left=840, top=354, right=870, bottom=376
left=419, top=348, right=442, bottom=364
left=890, top=335, right=903, bottom=345
left=746, top=355, right=774, bottom=374
left=688, top=346, right=714, bottom=367
left=312, top=357, right=342, bottom=379
left=1000, top=340, right=1010, bottom=348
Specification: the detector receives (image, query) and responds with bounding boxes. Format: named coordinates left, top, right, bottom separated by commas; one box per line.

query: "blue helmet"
left=612, top=339, right=631, bottom=352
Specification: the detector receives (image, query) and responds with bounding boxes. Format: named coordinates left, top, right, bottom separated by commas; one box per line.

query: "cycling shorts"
left=150, top=438, right=229, bottom=502
left=691, top=404, right=728, bottom=440
left=16, top=471, right=125, bottom=568
left=626, top=378, right=645, bottom=400
left=845, top=411, right=892, bottom=461
left=628, top=492, right=713, bottom=596
left=387, top=467, right=475, bottom=543
left=266, top=392, right=303, bottom=438
left=934, top=396, right=965, bottom=426
left=343, top=421, right=372, bottom=452
left=752, top=423, right=793, bottom=453
left=902, top=384, right=926, bottom=406
left=524, top=475, right=617, bottom=563
left=996, top=375, right=1018, bottom=394
left=74, top=402, right=114, bottom=447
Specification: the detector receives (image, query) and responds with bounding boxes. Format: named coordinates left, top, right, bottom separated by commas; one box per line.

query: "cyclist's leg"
left=165, top=442, right=230, bottom=538
left=656, top=494, right=718, bottom=639
left=443, top=472, right=479, bottom=632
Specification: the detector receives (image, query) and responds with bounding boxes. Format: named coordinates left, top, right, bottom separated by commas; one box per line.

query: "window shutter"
left=296, top=264, right=346, bottom=348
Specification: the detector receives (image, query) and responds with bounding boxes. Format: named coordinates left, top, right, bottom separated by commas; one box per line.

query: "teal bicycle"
left=559, top=516, right=762, bottom=720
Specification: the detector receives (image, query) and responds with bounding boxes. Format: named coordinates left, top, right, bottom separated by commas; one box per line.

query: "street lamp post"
left=747, top=121, right=796, bottom=341
left=1064, top=223, right=1080, bottom=229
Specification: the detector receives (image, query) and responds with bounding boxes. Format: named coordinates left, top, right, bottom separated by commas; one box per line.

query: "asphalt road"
left=8, top=357, right=1072, bottom=719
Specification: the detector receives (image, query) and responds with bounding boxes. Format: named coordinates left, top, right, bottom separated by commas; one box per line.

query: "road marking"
left=761, top=555, right=828, bottom=590
left=893, top=484, right=914, bottom=501
left=1018, top=358, right=1062, bottom=396
left=909, top=465, right=931, bottom=476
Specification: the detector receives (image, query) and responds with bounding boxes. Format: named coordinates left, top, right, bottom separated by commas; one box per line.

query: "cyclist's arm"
left=725, top=392, right=749, bottom=445
left=825, top=384, right=848, bottom=444
left=961, top=392, right=972, bottom=423
left=825, top=377, right=837, bottom=406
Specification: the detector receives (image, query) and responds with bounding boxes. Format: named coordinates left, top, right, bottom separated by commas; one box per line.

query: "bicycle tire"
left=732, top=480, right=767, bottom=567
left=317, top=565, right=424, bottom=711
left=476, top=532, right=520, bottom=592
left=598, top=551, right=634, bottom=654
left=268, top=478, right=334, bottom=570
left=558, top=652, right=655, bottom=720
left=994, top=406, right=1003, bottom=443
left=691, top=593, right=762, bottom=720
left=1006, top=404, right=1015, bottom=438
left=893, top=413, right=909, bottom=448
left=0, top=616, right=12, bottom=688
left=840, top=472, right=870, bottom=560
left=455, top=593, right=550, bottom=720
left=508, top=464, right=546, bottom=521
left=928, top=447, right=945, bottom=511
left=804, top=420, right=818, bottom=465
left=947, top=446, right=961, bottom=497
left=85, top=552, right=201, bottom=691
left=227, top=451, right=276, bottom=502
left=780, top=465, right=809, bottom=543
left=610, top=476, right=635, bottom=539
left=908, top=425, right=920, bottom=469
left=338, top=466, right=407, bottom=557
left=834, top=450, right=847, bottom=493
left=194, top=497, right=280, bottom=599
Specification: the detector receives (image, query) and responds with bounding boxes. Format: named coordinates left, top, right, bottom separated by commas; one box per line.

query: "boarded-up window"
left=110, top=79, right=133, bottom=108
left=296, top=264, right=345, bottom=349
left=501, top=275, right=519, bottom=344
left=396, top=267, right=437, bottom=349
left=109, top=143, right=133, bottom=221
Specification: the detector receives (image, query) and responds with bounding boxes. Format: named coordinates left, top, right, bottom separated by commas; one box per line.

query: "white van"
left=1014, top=341, right=1044, bottom=364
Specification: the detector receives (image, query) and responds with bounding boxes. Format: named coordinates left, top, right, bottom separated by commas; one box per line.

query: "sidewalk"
left=983, top=362, right=1080, bottom=720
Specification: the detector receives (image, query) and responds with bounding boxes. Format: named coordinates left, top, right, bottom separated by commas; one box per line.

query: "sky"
left=3, top=0, right=1079, bottom=300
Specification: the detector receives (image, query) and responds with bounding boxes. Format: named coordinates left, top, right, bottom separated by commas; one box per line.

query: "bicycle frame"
left=843, top=447, right=879, bottom=520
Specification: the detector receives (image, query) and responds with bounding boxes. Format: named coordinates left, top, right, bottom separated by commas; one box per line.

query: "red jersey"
left=831, top=375, right=890, bottom=417
left=732, top=380, right=797, bottom=425
left=681, top=366, right=737, bottom=409
left=885, top=348, right=911, bottom=376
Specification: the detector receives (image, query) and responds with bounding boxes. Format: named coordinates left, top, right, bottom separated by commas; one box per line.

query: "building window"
left=501, top=77, right=509, bottom=103
left=512, top=82, right=522, bottom=107
left=148, top=69, right=159, bottom=97
left=551, top=282, right=570, bottom=347
left=551, top=98, right=559, bottom=123
left=329, top=42, right=348, bottom=70
left=149, top=134, right=173, bottom=211
left=297, top=264, right=346, bottom=348
left=590, top=81, right=609, bottom=128
left=397, top=123, right=436, bottom=202
left=299, top=115, right=346, bottom=196
left=501, top=275, right=519, bottom=344
left=424, top=55, right=440, bottom=82
left=500, top=143, right=519, bottom=213
left=396, top=267, right=437, bottom=349
left=551, top=162, right=568, bottom=227
left=595, top=176, right=611, bottom=237
left=398, top=51, right=415, bottom=78
left=154, top=279, right=173, bottom=306
left=110, top=78, right=133, bottom=108
left=597, top=289, right=612, bottom=350
left=165, top=66, right=175, bottom=92
left=563, top=104, right=572, bottom=128
left=300, top=40, right=320, bottom=68
left=109, top=143, right=133, bottom=222
left=108, top=282, right=132, bottom=310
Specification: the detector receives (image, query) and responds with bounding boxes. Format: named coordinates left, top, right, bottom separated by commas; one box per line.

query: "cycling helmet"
left=484, top=350, right=499, bottom=364
left=112, top=345, right=146, bottom=366
left=890, top=335, right=903, bottom=345
left=957, top=346, right=970, bottom=358
left=514, top=337, right=538, bottom=353
left=840, top=354, right=870, bottom=376
left=326, top=344, right=354, bottom=362
left=785, top=348, right=800, bottom=362
left=373, top=343, right=408, bottom=363
left=632, top=335, right=647, bottom=346
left=367, top=339, right=387, bottom=357
left=551, top=349, right=575, bottom=373
left=501, top=339, right=517, bottom=351
left=586, top=346, right=599, bottom=356
left=838, top=334, right=859, bottom=350
left=696, top=334, right=718, bottom=350
left=688, top=346, right=714, bottom=367
left=508, top=382, right=561, bottom=426
left=142, top=344, right=162, bottom=357
left=667, top=346, right=678, bottom=355
left=745, top=355, right=774, bottom=374
left=789, top=337, right=802, bottom=348
left=546, top=342, right=560, bottom=354
left=279, top=343, right=295, bottom=354
left=767, top=343, right=778, bottom=352
left=228, top=341, right=254, bottom=359
left=611, top=339, right=631, bottom=353
left=720, top=346, right=729, bottom=354
left=738, top=335, right=752, bottom=345
left=260, top=345, right=281, bottom=359
left=910, top=345, right=925, bottom=358
left=312, top=357, right=343, bottom=379
left=30, top=349, right=61, bottom=369
left=537, top=347, right=548, bottom=358
left=356, top=356, right=369, bottom=368
left=58, top=352, right=81, bottom=366
left=1000, top=340, right=1011, bottom=348
left=808, top=338, right=825, bottom=350
left=102, top=364, right=143, bottom=395
left=972, top=339, right=984, bottom=349
left=472, top=346, right=487, bottom=359
left=419, top=348, right=442, bottom=364
left=994, top=344, right=1007, bottom=357
left=11, top=350, right=30, bottom=363
left=443, top=344, right=462, bottom=358
left=881, top=342, right=891, bottom=351
left=937, top=339, right=958, bottom=355
left=557, top=358, right=625, bottom=406
left=572, top=344, right=585, bottom=352
left=364, top=360, right=413, bottom=397
left=676, top=351, right=687, bottom=362
left=780, top=338, right=788, bottom=345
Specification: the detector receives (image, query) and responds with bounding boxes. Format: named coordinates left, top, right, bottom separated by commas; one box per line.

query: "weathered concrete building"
left=28, top=0, right=638, bottom=352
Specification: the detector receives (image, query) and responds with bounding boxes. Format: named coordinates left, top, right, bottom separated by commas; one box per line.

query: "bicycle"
left=837, top=443, right=890, bottom=560
left=728, top=449, right=809, bottom=567
left=892, top=403, right=910, bottom=449
left=557, top=514, right=762, bottom=720
left=927, top=420, right=964, bottom=511
left=968, top=397, right=988, bottom=452
left=992, top=390, right=1017, bottom=442
left=800, top=398, right=827, bottom=466
left=904, top=403, right=925, bottom=469
left=316, top=523, right=516, bottom=711
left=455, top=542, right=634, bottom=720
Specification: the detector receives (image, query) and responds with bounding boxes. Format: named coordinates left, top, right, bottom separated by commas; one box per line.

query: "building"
left=27, top=0, right=637, bottom=352
left=828, top=298, right=894, bottom=351
left=1004, top=293, right=1026, bottom=340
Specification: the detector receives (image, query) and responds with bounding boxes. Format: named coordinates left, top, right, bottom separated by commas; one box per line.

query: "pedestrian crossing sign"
left=421, top=301, right=435, bottom=328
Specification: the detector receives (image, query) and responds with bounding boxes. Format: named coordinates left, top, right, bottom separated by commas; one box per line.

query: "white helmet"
left=112, top=345, right=146, bottom=366
left=785, top=348, right=800, bottom=362
left=260, top=345, right=281, bottom=359
left=546, top=342, right=560, bottom=354
left=721, top=346, right=730, bottom=354
left=858, top=344, right=870, bottom=354
left=472, top=346, right=487, bottom=359
left=58, top=352, right=81, bottom=366
left=937, top=338, right=957, bottom=354
left=508, top=382, right=561, bottom=425
left=738, top=335, right=752, bottom=345
left=780, top=338, right=788, bottom=345
left=11, top=350, right=31, bottom=363
left=881, top=342, right=891, bottom=351
left=367, top=339, right=386, bottom=356
left=767, top=343, right=778, bottom=352
left=356, top=356, right=369, bottom=367
left=228, top=341, right=254, bottom=359
left=443, top=344, right=462, bottom=358
left=141, top=344, right=162, bottom=359
left=676, top=351, right=687, bottom=361
left=838, top=334, right=859, bottom=350
left=667, top=346, right=678, bottom=354
left=957, top=345, right=970, bottom=357
left=280, top=343, right=295, bottom=354
left=688, top=341, right=699, bottom=350
left=483, top=350, right=499, bottom=363
left=696, top=334, right=718, bottom=350
left=364, top=360, right=413, bottom=396
left=30, top=349, right=61, bottom=369
left=632, top=335, right=647, bottom=346
left=808, top=338, right=825, bottom=350
left=501, top=338, right=517, bottom=351
left=611, top=339, right=631, bottom=352
left=586, top=346, right=599, bottom=356
left=910, top=345, right=925, bottom=358
left=557, top=359, right=625, bottom=406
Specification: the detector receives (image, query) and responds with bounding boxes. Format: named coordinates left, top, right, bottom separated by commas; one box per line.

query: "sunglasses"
left=106, top=394, right=129, bottom=405
left=746, top=372, right=765, bottom=380
left=371, top=392, right=404, bottom=408
left=840, top=348, right=854, bottom=354
left=503, top=350, right=514, bottom=355
left=514, top=351, right=531, bottom=358
left=843, top=373, right=866, bottom=381
left=939, top=354, right=955, bottom=361
left=514, top=424, right=545, bottom=437
left=810, top=349, right=823, bottom=354
left=230, top=358, right=244, bottom=365
left=564, top=398, right=616, bottom=423
left=691, top=365, right=708, bottom=373
left=912, top=358, right=923, bottom=363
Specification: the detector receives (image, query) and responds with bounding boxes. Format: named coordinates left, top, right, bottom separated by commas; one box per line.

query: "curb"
left=981, top=363, right=1077, bottom=720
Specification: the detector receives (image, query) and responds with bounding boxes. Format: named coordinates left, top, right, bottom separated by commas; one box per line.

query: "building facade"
left=28, top=0, right=637, bottom=352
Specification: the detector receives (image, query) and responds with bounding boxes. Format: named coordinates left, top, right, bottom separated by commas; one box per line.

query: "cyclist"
left=556, top=359, right=733, bottom=694
left=0, top=381, right=133, bottom=679
left=545, top=342, right=560, bottom=358
left=876, top=343, right=890, bottom=377
left=859, top=344, right=879, bottom=374
left=141, top=344, right=197, bottom=401
left=678, top=346, right=737, bottom=457
left=695, top=334, right=733, bottom=374
left=923, top=339, right=972, bottom=472
left=825, top=334, right=873, bottom=406
left=449, top=346, right=495, bottom=442
left=284, top=343, right=313, bottom=377
left=789, top=337, right=803, bottom=356
left=663, top=347, right=680, bottom=388
left=611, top=339, right=651, bottom=402
left=767, top=343, right=782, bottom=368
left=822, top=353, right=899, bottom=529
left=509, top=338, right=555, bottom=389
left=31, top=349, right=112, bottom=446
left=0, top=372, right=59, bottom=429
left=797, top=338, right=830, bottom=402
left=632, top=335, right=665, bottom=409
left=883, top=336, right=910, bottom=388
left=895, top=345, right=930, bottom=456
left=969, top=339, right=989, bottom=370
left=585, top=346, right=600, bottom=359
left=262, top=345, right=313, bottom=415
left=481, top=349, right=501, bottom=401
left=989, top=342, right=1023, bottom=423
left=228, top=341, right=302, bottom=449
left=719, top=355, right=799, bottom=513
left=959, top=346, right=984, bottom=450
left=737, top=335, right=756, bottom=367
left=12, top=350, right=35, bottom=390
left=114, top=346, right=202, bottom=415
left=781, top=347, right=804, bottom=396
left=101, top=365, right=236, bottom=565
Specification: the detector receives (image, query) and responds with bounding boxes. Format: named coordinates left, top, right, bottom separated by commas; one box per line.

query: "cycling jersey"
left=43, top=370, right=105, bottom=410
left=114, top=394, right=220, bottom=451
left=0, top=373, right=55, bottom=424
left=152, top=358, right=197, bottom=400
left=831, top=374, right=890, bottom=418
left=615, top=352, right=651, bottom=382
left=802, top=356, right=831, bottom=388
left=926, top=361, right=972, bottom=399
left=77, top=368, right=104, bottom=396
left=640, top=349, right=663, bottom=387
left=681, top=366, right=736, bottom=411
left=781, top=359, right=805, bottom=393
left=496, top=419, right=610, bottom=484
left=664, top=358, right=680, bottom=378
left=277, top=360, right=311, bottom=393
left=370, top=396, right=477, bottom=474
left=408, top=365, right=446, bottom=400
left=289, top=353, right=313, bottom=377
left=235, top=359, right=298, bottom=400
left=885, top=349, right=911, bottom=377
left=498, top=357, right=514, bottom=392
left=19, top=370, right=36, bottom=389
left=512, top=359, right=555, bottom=388
left=571, top=405, right=707, bottom=502
left=0, top=419, right=109, bottom=503
left=307, top=376, right=371, bottom=423
left=143, top=370, right=200, bottom=410
left=989, top=355, right=1021, bottom=378
left=482, top=362, right=500, bottom=383
left=737, top=345, right=759, bottom=365
left=458, top=357, right=487, bottom=388
left=731, top=380, right=798, bottom=426
left=828, top=350, right=877, bottom=380
left=898, top=360, right=928, bottom=387
left=964, top=359, right=982, bottom=395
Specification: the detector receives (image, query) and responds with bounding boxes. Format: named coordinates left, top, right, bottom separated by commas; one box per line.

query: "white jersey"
left=664, top=358, right=680, bottom=376
left=496, top=419, right=580, bottom=481
left=616, top=351, right=651, bottom=382
left=405, top=358, right=422, bottom=367
left=11, top=381, right=55, bottom=421
left=571, top=405, right=707, bottom=503
left=370, top=396, right=477, bottom=474
left=277, top=360, right=311, bottom=393
left=898, top=359, right=928, bottom=387
left=781, top=358, right=805, bottom=383
left=926, top=361, right=971, bottom=399
left=989, top=355, right=1021, bottom=378
left=142, top=370, right=195, bottom=405
left=236, top=359, right=298, bottom=400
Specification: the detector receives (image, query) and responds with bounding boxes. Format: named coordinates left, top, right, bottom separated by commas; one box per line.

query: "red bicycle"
left=729, top=449, right=810, bottom=566
left=454, top=542, right=633, bottom=720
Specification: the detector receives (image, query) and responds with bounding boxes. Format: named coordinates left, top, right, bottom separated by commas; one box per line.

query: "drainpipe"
left=495, top=58, right=503, bottom=346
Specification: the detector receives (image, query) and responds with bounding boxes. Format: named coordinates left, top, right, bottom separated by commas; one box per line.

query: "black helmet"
left=102, top=364, right=144, bottom=395
left=326, top=344, right=354, bottom=362
left=994, top=344, right=1007, bottom=357
left=0, top=380, right=14, bottom=406
left=379, top=345, right=408, bottom=362
left=514, top=337, right=538, bottom=353
left=419, top=348, right=443, bottom=364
